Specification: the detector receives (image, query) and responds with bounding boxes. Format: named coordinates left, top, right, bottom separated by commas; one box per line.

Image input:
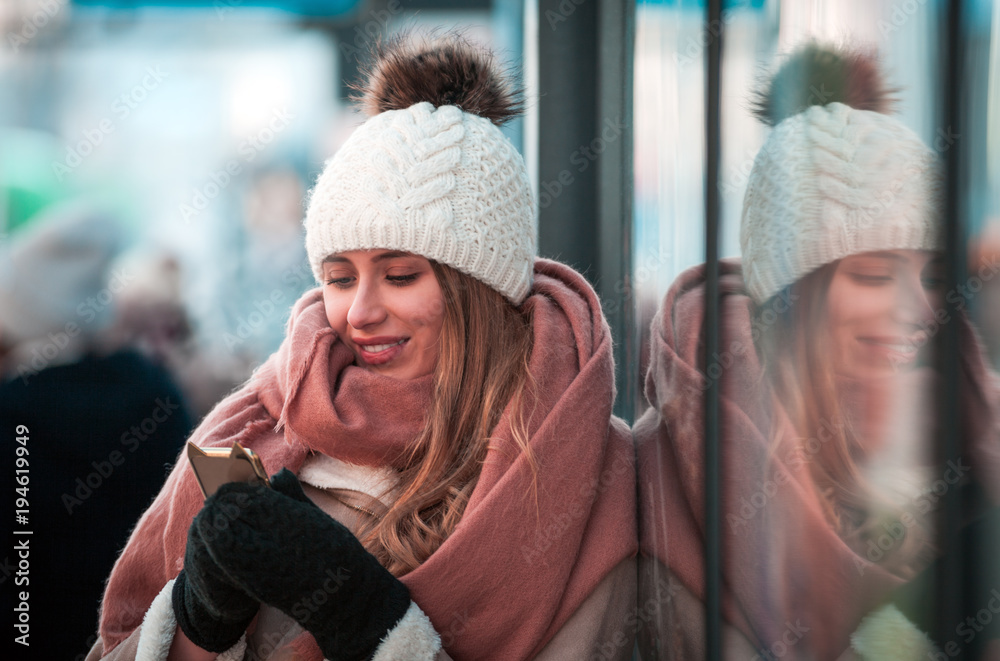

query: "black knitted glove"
left=171, top=488, right=261, bottom=653
left=200, top=468, right=411, bottom=661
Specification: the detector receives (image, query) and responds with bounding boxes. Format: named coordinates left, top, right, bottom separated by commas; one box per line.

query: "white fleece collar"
left=297, top=453, right=400, bottom=502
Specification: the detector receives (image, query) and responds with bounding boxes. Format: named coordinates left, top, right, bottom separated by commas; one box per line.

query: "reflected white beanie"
left=304, top=35, right=536, bottom=305
left=740, top=44, right=943, bottom=304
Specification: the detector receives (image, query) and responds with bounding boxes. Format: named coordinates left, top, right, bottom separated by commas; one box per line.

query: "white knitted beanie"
left=740, top=45, right=942, bottom=304
left=305, top=36, right=535, bottom=305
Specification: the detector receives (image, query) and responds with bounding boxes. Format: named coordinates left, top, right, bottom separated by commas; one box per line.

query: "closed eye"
left=387, top=274, right=418, bottom=286
left=849, top=273, right=892, bottom=285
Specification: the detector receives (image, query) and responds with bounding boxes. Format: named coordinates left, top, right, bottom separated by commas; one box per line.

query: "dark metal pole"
left=704, top=0, right=723, bottom=658
left=596, top=0, right=636, bottom=424
left=936, top=0, right=965, bottom=654
left=536, top=0, right=599, bottom=279
left=537, top=0, right=635, bottom=423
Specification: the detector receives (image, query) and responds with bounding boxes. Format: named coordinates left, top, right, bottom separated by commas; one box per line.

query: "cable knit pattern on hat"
left=305, top=102, right=535, bottom=305
left=740, top=102, right=943, bottom=304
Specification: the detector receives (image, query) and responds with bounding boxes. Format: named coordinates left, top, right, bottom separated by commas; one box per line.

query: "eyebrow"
left=322, top=250, right=413, bottom=265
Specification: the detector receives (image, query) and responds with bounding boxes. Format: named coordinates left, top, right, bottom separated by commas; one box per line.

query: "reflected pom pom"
left=354, top=32, right=523, bottom=126
left=751, top=43, right=897, bottom=126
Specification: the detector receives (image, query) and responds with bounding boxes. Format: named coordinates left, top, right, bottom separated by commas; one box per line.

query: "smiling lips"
left=858, top=334, right=928, bottom=362
left=354, top=337, right=408, bottom=365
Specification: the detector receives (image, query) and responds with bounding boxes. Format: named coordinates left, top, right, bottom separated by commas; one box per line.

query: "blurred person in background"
left=635, top=44, right=1000, bottom=660
left=235, top=166, right=311, bottom=359
left=106, top=248, right=245, bottom=419
left=0, top=201, right=194, bottom=660
left=90, top=34, right=636, bottom=661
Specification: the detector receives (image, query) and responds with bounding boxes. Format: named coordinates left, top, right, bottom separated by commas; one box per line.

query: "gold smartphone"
left=187, top=441, right=270, bottom=498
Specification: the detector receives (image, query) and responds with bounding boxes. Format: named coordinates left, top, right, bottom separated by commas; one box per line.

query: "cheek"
left=827, top=283, right=895, bottom=332
left=927, top=288, right=945, bottom=312
left=399, top=286, right=446, bottom=331
left=825, top=282, right=852, bottom=333
left=404, top=298, right=445, bottom=331
left=322, top=293, right=350, bottom=331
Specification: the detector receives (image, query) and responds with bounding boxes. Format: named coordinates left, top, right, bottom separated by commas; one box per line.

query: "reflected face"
left=826, top=250, right=945, bottom=379
left=321, top=250, right=445, bottom=380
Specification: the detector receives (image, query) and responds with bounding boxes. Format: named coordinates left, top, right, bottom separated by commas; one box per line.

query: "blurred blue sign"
left=71, top=0, right=363, bottom=17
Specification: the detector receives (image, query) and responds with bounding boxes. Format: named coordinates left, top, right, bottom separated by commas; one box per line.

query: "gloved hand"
left=172, top=487, right=261, bottom=653
left=197, top=468, right=411, bottom=661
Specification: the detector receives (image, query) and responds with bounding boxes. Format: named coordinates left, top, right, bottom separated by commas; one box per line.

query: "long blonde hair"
left=755, top=262, right=932, bottom=573
left=357, top=262, right=536, bottom=576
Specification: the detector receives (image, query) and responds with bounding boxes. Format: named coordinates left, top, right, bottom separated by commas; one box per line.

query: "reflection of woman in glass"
left=88, top=35, right=636, bottom=661
left=635, top=44, right=1000, bottom=660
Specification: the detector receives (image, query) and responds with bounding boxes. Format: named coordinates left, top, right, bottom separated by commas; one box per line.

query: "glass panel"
left=635, top=1, right=1000, bottom=659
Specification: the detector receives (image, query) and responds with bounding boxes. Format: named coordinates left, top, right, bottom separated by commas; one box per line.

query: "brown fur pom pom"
left=353, top=33, right=522, bottom=126
left=751, top=43, right=897, bottom=126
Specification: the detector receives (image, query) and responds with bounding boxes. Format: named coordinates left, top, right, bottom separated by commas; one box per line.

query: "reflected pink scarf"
left=635, top=259, right=1000, bottom=659
left=98, top=257, right=636, bottom=660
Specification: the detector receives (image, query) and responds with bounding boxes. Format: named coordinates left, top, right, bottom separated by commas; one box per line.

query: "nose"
left=894, top=272, right=937, bottom=328
left=345, top=280, right=386, bottom=329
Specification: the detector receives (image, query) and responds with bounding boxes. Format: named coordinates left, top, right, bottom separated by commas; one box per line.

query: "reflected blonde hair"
left=358, top=262, right=536, bottom=576
left=755, top=262, right=933, bottom=574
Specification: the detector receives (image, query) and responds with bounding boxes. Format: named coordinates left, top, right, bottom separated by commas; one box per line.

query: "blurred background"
left=2, top=0, right=1000, bottom=658
left=0, top=0, right=529, bottom=417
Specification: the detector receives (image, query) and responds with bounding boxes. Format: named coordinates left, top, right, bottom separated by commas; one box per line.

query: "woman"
left=635, top=44, right=1000, bottom=660
left=89, top=35, right=636, bottom=661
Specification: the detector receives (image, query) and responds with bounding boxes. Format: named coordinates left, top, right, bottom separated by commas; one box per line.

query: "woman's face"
left=321, top=249, right=445, bottom=380
left=826, top=250, right=944, bottom=379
